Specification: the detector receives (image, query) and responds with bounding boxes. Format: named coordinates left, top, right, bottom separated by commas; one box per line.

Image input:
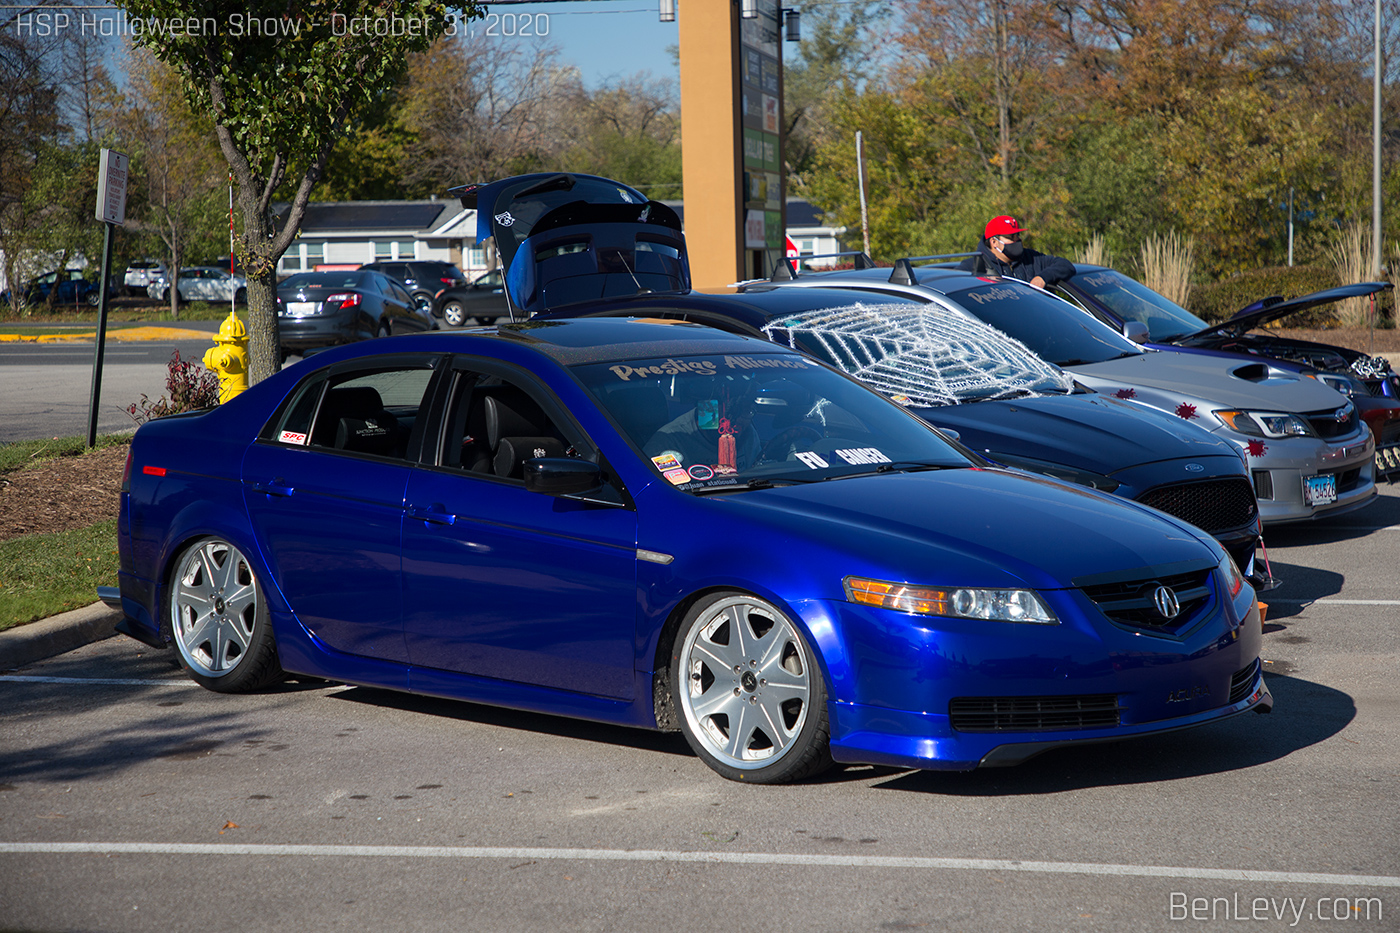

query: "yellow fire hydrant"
left=203, top=310, right=249, bottom=404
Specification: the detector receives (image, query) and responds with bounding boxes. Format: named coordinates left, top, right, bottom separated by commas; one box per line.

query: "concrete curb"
left=0, top=601, right=122, bottom=670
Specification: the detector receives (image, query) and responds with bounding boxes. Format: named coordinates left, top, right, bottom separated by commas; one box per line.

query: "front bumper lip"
left=827, top=668, right=1273, bottom=771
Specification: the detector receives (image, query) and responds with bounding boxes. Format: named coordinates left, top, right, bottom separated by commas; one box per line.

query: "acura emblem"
left=1184, top=462, right=1205, bottom=473
left=1152, top=585, right=1181, bottom=620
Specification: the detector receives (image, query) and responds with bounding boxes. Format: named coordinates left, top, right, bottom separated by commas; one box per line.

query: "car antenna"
left=609, top=248, right=652, bottom=295
left=770, top=256, right=798, bottom=281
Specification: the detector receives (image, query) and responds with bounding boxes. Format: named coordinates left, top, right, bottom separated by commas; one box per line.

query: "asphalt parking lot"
left=1, top=482, right=1397, bottom=932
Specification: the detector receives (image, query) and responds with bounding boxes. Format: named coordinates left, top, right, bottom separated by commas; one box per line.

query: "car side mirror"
left=937, top=427, right=961, bottom=442
left=1123, top=321, right=1150, bottom=344
left=523, top=457, right=603, bottom=496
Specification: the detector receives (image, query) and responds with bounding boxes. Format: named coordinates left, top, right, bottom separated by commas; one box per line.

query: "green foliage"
left=0, top=520, right=119, bottom=631
left=126, top=349, right=220, bottom=425
left=1189, top=265, right=1341, bottom=324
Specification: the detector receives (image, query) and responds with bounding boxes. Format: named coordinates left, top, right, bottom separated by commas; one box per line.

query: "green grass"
left=0, top=520, right=119, bottom=631
left=0, top=433, right=130, bottom=472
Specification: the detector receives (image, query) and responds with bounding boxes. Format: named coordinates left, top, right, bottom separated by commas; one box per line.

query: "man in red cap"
left=959, top=215, right=1075, bottom=288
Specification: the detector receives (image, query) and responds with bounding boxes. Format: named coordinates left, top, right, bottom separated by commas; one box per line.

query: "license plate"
left=286, top=301, right=317, bottom=317
left=1304, top=473, right=1337, bottom=506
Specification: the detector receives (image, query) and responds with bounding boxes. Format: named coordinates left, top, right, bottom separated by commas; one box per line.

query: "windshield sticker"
left=610, top=359, right=718, bottom=381
left=663, top=468, right=690, bottom=485
left=713, top=464, right=738, bottom=476
left=688, top=464, right=715, bottom=481
left=279, top=430, right=307, bottom=445
left=890, top=395, right=913, bottom=406
left=652, top=452, right=683, bottom=470
left=964, top=286, right=1024, bottom=304
left=835, top=448, right=891, bottom=466
left=493, top=211, right=516, bottom=227
left=618, top=189, right=636, bottom=203
left=723, top=355, right=810, bottom=372
left=795, top=451, right=829, bottom=469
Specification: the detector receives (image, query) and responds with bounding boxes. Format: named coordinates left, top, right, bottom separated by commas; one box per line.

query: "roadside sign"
left=95, top=149, right=129, bottom=225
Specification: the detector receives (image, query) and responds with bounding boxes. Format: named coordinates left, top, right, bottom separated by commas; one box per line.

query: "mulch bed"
left=0, top=444, right=128, bottom=542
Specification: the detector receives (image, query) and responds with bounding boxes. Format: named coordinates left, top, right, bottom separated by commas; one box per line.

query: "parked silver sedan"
left=147, top=266, right=248, bottom=304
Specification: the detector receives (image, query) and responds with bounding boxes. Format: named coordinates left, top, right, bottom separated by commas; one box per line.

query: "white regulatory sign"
left=95, top=149, right=129, bottom=225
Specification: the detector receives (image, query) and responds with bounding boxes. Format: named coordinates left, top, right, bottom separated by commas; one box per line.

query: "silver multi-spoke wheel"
left=442, top=300, right=467, bottom=327
left=673, top=594, right=831, bottom=782
left=168, top=537, right=281, bottom=692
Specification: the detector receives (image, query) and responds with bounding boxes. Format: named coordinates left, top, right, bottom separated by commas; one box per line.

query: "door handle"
left=252, top=480, right=294, bottom=498
left=408, top=504, right=456, bottom=526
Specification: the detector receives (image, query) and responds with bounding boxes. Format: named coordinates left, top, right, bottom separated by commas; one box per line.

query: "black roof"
left=274, top=201, right=453, bottom=233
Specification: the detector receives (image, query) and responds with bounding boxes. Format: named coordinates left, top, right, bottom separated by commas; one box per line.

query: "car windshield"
left=759, top=300, right=1073, bottom=407
left=573, top=351, right=973, bottom=492
left=281, top=272, right=368, bottom=290
left=944, top=280, right=1144, bottom=366
left=1071, top=270, right=1209, bottom=341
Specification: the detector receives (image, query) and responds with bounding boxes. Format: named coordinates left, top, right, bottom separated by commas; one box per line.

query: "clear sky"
left=464, top=1, right=681, bottom=89
left=13, top=2, right=680, bottom=93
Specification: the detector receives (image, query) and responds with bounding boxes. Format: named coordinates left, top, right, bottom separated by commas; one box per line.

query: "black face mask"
left=1000, top=241, right=1025, bottom=260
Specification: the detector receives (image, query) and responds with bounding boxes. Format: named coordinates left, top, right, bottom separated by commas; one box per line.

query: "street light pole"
left=1374, top=0, right=1383, bottom=279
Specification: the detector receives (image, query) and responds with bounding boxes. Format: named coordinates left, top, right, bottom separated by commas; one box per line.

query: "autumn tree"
left=399, top=34, right=575, bottom=194
left=123, top=50, right=228, bottom=318
left=557, top=76, right=681, bottom=200
left=120, top=0, right=478, bottom=384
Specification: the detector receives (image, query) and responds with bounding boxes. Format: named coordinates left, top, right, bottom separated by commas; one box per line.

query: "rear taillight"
left=440, top=277, right=457, bottom=284
left=325, top=292, right=362, bottom=308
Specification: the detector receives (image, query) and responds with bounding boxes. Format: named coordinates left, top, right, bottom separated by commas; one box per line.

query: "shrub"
left=1141, top=232, right=1195, bottom=309
left=1189, top=265, right=1341, bottom=325
left=127, top=349, right=220, bottom=425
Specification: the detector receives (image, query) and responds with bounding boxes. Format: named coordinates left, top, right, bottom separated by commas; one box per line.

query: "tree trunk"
left=167, top=241, right=181, bottom=320
left=235, top=182, right=282, bottom=386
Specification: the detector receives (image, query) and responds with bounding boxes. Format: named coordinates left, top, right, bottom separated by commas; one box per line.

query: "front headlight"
left=1307, top=372, right=1363, bottom=398
left=844, top=576, right=1058, bottom=624
left=1214, top=410, right=1314, bottom=438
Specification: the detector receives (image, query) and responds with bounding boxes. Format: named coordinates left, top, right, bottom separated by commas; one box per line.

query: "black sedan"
left=430, top=269, right=510, bottom=328
left=276, top=269, right=433, bottom=359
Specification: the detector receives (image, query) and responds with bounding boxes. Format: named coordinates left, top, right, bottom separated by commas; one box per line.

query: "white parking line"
left=1264, top=599, right=1400, bottom=606
left=0, top=676, right=192, bottom=687
left=1, top=842, right=1397, bottom=887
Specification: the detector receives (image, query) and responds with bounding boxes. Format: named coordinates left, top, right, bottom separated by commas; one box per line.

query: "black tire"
left=166, top=537, right=283, bottom=693
left=441, top=300, right=468, bottom=328
left=234, top=287, right=247, bottom=305
left=84, top=289, right=100, bottom=308
left=378, top=320, right=392, bottom=338
left=670, top=592, right=832, bottom=783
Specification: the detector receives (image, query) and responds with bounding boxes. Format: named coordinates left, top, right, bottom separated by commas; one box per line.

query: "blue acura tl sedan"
left=110, top=309, right=1269, bottom=783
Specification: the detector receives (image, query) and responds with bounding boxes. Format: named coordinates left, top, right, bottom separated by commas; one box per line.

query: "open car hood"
left=1186, top=281, right=1393, bottom=339
left=452, top=172, right=690, bottom=316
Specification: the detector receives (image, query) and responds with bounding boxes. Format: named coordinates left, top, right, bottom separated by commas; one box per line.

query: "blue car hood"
left=914, top=393, right=1236, bottom=474
left=727, top=468, right=1214, bottom=591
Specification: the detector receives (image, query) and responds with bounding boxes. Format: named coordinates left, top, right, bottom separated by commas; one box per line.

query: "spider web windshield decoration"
left=762, top=302, right=1074, bottom=407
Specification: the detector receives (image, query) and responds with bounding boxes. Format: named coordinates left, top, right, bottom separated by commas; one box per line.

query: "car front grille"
left=1229, top=658, right=1261, bottom=704
left=1304, top=406, right=1361, bottom=440
left=1137, top=477, right=1258, bottom=533
left=949, top=694, right=1121, bottom=732
left=1077, top=566, right=1214, bottom=634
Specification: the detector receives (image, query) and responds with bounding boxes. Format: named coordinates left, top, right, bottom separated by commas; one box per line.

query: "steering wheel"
left=758, top=424, right=824, bottom=463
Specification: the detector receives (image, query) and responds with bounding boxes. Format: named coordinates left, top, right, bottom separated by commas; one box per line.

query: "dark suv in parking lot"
left=359, top=260, right=467, bottom=312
